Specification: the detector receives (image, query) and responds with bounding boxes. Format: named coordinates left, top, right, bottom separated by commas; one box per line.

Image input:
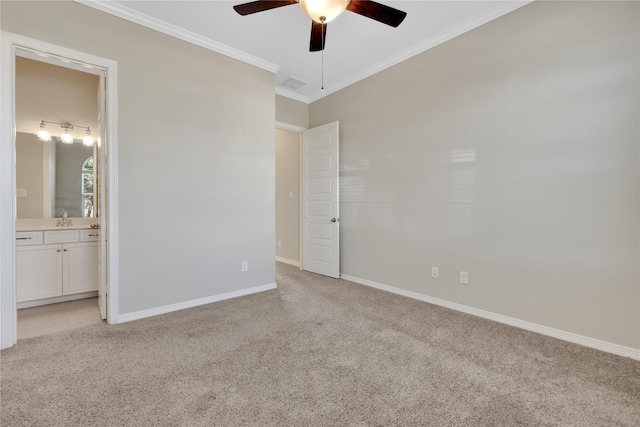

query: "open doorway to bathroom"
left=1, top=33, right=119, bottom=349
left=12, top=51, right=105, bottom=340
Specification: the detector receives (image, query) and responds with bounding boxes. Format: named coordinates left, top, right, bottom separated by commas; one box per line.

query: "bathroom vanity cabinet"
left=16, top=229, right=99, bottom=305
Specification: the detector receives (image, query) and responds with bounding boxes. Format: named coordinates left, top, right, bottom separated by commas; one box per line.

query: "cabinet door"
left=63, top=242, right=99, bottom=295
left=16, top=244, right=63, bottom=302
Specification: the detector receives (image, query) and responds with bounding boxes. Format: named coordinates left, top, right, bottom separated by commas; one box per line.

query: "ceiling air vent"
left=278, top=77, right=307, bottom=91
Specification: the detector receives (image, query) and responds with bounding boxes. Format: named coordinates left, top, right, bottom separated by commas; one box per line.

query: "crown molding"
left=75, top=0, right=531, bottom=105
left=74, top=0, right=280, bottom=74
left=308, top=0, right=533, bottom=103
left=275, top=87, right=310, bottom=104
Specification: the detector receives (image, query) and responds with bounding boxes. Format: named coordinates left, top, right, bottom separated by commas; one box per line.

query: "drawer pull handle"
left=63, top=249, right=68, bottom=252
left=57, top=249, right=61, bottom=252
left=88, top=233, right=100, bottom=237
left=16, top=237, right=33, bottom=240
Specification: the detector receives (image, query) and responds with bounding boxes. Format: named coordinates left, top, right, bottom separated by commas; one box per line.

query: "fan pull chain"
left=321, top=48, right=324, bottom=96
left=321, top=19, right=325, bottom=97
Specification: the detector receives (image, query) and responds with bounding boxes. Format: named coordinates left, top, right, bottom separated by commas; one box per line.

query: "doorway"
left=0, top=32, right=119, bottom=349
left=14, top=53, right=103, bottom=338
left=275, top=126, right=302, bottom=268
left=275, top=121, right=340, bottom=278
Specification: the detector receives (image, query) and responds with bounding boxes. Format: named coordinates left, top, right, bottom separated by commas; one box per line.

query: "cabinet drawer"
left=44, top=230, right=79, bottom=244
left=80, top=229, right=101, bottom=242
left=16, top=231, right=43, bottom=246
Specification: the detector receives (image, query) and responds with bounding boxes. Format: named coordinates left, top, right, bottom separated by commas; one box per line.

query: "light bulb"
left=299, top=0, right=349, bottom=24
left=83, top=129, right=94, bottom=146
left=61, top=124, right=74, bottom=144
left=37, top=122, right=51, bottom=142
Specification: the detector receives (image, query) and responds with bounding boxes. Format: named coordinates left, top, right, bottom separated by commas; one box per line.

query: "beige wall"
left=310, top=1, right=639, bottom=349
left=15, top=56, right=100, bottom=220
left=15, top=56, right=99, bottom=140
left=275, top=129, right=300, bottom=262
left=276, top=95, right=309, bottom=128
left=2, top=1, right=276, bottom=315
left=15, top=133, right=44, bottom=219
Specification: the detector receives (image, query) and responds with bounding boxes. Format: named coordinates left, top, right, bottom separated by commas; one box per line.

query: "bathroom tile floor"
left=17, top=297, right=104, bottom=339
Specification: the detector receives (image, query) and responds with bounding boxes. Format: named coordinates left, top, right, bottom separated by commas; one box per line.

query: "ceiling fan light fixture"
left=299, top=0, right=349, bottom=24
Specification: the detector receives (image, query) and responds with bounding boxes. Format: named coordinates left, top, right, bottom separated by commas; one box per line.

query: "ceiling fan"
left=233, top=0, right=407, bottom=52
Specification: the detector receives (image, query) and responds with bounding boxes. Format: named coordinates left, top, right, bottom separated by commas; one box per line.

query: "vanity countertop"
left=16, top=218, right=100, bottom=232
left=16, top=225, right=98, bottom=232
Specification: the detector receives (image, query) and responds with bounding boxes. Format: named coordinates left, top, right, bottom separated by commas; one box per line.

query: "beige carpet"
left=1, top=263, right=639, bottom=426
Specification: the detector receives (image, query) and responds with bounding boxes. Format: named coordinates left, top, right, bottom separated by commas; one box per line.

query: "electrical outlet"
left=241, top=261, right=248, bottom=272
left=432, top=267, right=439, bottom=279
left=459, top=271, right=468, bottom=284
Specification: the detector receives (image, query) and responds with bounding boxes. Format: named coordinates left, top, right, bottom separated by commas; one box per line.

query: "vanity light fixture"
left=36, top=120, right=95, bottom=146
left=83, top=129, right=94, bottom=146
left=36, top=121, right=51, bottom=142
left=60, top=123, right=74, bottom=144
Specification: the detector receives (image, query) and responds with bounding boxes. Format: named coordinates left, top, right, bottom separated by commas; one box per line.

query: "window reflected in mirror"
left=82, top=157, right=94, bottom=218
left=16, top=132, right=97, bottom=219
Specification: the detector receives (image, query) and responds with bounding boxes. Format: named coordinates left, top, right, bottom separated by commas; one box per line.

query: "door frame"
left=275, top=122, right=305, bottom=270
left=0, top=31, right=120, bottom=349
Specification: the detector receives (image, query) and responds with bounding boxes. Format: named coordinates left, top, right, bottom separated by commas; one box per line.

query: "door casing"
left=0, top=31, right=120, bottom=349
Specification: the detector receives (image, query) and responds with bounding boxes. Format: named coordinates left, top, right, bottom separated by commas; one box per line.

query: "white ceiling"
left=78, top=0, right=531, bottom=103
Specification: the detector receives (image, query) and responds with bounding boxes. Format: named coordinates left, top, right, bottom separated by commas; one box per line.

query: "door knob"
left=331, top=218, right=338, bottom=223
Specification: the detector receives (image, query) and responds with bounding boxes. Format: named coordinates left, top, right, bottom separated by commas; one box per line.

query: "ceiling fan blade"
left=233, top=0, right=297, bottom=16
left=346, top=0, right=407, bottom=27
left=310, top=21, right=327, bottom=52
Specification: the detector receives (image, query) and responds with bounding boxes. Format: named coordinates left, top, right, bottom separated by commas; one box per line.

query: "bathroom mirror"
left=14, top=53, right=100, bottom=220
left=16, top=132, right=97, bottom=219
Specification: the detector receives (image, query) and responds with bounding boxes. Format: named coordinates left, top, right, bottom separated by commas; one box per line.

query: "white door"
left=302, top=121, right=339, bottom=278
left=97, top=71, right=107, bottom=320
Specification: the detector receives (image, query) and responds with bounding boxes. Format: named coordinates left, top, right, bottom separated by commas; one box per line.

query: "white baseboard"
left=16, top=291, right=98, bottom=310
left=17, top=292, right=98, bottom=309
left=340, top=274, right=640, bottom=361
left=276, top=256, right=300, bottom=267
left=117, top=282, right=277, bottom=324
